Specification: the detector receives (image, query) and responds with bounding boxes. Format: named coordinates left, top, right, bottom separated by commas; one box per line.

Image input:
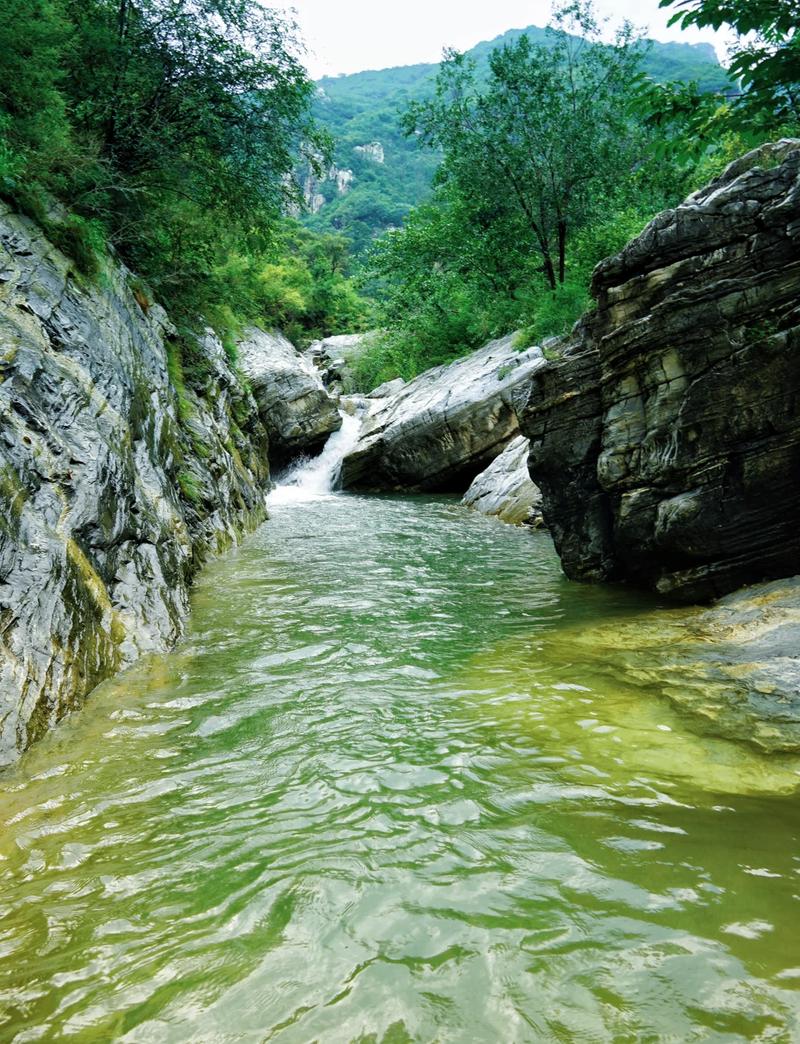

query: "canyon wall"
left=0, top=205, right=271, bottom=766
left=519, top=140, right=800, bottom=601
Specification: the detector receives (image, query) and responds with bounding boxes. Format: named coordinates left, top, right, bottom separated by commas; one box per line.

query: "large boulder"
left=238, top=327, right=341, bottom=463
left=519, top=140, right=800, bottom=601
left=462, top=435, right=544, bottom=526
left=341, top=335, right=546, bottom=492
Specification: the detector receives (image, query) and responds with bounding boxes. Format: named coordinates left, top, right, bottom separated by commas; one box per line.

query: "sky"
left=271, top=0, right=729, bottom=79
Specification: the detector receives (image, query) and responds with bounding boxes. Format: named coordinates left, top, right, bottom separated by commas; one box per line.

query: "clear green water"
left=2, top=494, right=800, bottom=1042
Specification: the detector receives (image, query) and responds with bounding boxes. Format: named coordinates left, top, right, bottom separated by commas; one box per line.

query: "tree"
left=660, top=1, right=800, bottom=121
left=55, top=0, right=322, bottom=303
left=0, top=0, right=365, bottom=345
left=404, top=2, right=645, bottom=290
left=0, top=0, right=75, bottom=186
left=634, top=1, right=798, bottom=179
left=355, top=3, right=683, bottom=380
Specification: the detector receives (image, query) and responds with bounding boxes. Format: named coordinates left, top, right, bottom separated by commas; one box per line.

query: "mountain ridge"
left=302, top=25, right=731, bottom=252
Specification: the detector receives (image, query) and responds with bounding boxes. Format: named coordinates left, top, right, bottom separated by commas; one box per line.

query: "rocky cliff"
left=0, top=205, right=271, bottom=767
left=519, top=140, right=800, bottom=601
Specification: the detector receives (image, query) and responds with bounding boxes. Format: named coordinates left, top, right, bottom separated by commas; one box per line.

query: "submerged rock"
left=238, top=327, right=341, bottom=464
left=672, top=578, right=800, bottom=752
left=0, top=205, right=271, bottom=767
left=462, top=435, right=544, bottom=526
left=552, top=576, right=800, bottom=754
left=463, top=574, right=800, bottom=759
left=520, top=139, right=800, bottom=601
left=341, top=334, right=546, bottom=492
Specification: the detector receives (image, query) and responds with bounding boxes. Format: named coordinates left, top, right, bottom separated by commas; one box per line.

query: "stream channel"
left=1, top=428, right=799, bottom=1041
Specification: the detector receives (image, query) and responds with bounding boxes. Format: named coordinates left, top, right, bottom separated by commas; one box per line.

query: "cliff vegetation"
left=0, top=0, right=371, bottom=348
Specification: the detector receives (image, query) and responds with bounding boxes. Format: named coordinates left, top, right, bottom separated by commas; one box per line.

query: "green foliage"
left=0, top=0, right=77, bottom=190
left=354, top=3, right=683, bottom=385
left=304, top=21, right=729, bottom=252
left=0, top=0, right=367, bottom=383
left=354, top=0, right=800, bottom=391
left=3, top=0, right=794, bottom=410
left=54, top=0, right=320, bottom=308
left=517, top=203, right=657, bottom=346
left=348, top=337, right=400, bottom=394
left=196, top=222, right=371, bottom=348
left=357, top=183, right=662, bottom=387
left=518, top=281, right=591, bottom=348
left=165, top=338, right=193, bottom=422
left=660, top=0, right=800, bottom=123
left=405, top=4, right=647, bottom=292
left=177, top=469, right=204, bottom=506
left=0, top=115, right=25, bottom=187
left=46, top=214, right=107, bottom=277
left=637, top=2, right=799, bottom=166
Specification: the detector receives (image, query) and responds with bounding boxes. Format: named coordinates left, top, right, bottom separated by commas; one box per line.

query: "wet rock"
left=675, top=578, right=800, bottom=752
left=338, top=393, right=370, bottom=417
left=237, top=326, right=341, bottom=463
left=368, top=377, right=405, bottom=399
left=341, top=335, right=546, bottom=492
left=0, top=205, right=271, bottom=767
left=462, top=435, right=544, bottom=526
left=519, top=139, right=800, bottom=600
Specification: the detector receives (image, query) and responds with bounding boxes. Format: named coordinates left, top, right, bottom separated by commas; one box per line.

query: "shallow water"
left=1, top=494, right=799, bottom=1042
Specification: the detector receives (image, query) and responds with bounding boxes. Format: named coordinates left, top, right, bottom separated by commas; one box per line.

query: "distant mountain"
left=301, top=26, right=731, bottom=253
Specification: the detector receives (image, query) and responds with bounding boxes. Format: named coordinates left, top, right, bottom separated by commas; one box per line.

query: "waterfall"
left=267, top=411, right=361, bottom=505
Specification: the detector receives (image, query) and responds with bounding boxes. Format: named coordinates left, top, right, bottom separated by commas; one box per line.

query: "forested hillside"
left=0, top=0, right=371, bottom=351
left=302, top=24, right=731, bottom=252
left=345, top=0, right=799, bottom=390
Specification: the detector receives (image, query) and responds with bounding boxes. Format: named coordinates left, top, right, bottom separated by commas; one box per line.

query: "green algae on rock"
left=464, top=575, right=800, bottom=765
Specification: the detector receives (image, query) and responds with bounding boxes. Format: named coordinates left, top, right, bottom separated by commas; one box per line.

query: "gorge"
left=2, top=138, right=799, bottom=798
left=1, top=108, right=799, bottom=1044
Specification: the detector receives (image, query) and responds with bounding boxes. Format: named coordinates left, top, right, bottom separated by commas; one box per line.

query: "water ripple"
left=0, top=494, right=799, bottom=1041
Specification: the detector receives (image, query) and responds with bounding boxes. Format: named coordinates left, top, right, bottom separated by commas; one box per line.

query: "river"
left=1, top=487, right=799, bottom=1041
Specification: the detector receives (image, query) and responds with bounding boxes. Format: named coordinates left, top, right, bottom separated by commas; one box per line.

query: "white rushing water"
left=267, top=411, right=362, bottom=505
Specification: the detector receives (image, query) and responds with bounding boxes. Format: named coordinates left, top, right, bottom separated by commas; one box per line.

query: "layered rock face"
left=341, top=335, right=545, bottom=492
left=520, top=140, right=800, bottom=601
left=462, top=435, right=543, bottom=526
left=238, top=327, right=341, bottom=464
left=0, top=206, right=271, bottom=767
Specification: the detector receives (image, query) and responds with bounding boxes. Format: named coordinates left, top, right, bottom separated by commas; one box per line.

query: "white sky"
left=271, top=1, right=729, bottom=79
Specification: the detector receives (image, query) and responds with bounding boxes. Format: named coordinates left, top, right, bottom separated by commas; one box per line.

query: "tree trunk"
left=558, top=219, right=567, bottom=285
left=542, top=251, right=557, bottom=291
